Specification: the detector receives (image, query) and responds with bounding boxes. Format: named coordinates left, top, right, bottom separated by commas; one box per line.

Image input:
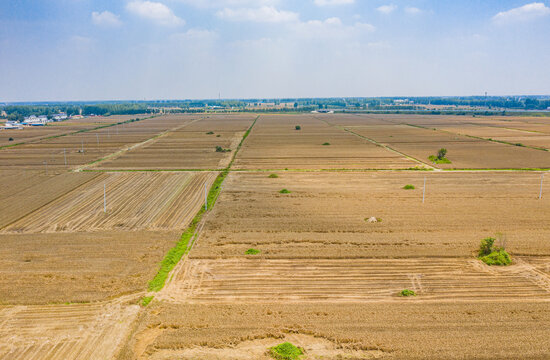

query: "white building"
left=1, top=121, right=23, bottom=130
left=22, top=115, right=50, bottom=126
left=52, top=113, right=68, bottom=121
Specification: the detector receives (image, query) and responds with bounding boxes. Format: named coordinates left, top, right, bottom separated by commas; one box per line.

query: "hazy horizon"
left=2, top=0, right=550, bottom=102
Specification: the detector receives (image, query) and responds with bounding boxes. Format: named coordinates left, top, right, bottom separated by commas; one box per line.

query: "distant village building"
left=52, top=113, right=68, bottom=121
left=22, top=115, right=50, bottom=126
left=246, top=102, right=295, bottom=110
left=1, top=120, right=23, bottom=130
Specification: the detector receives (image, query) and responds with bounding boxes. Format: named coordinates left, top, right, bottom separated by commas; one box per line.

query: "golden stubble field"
left=126, top=171, right=550, bottom=359
left=0, top=114, right=195, bottom=170
left=2, top=113, right=550, bottom=359
left=323, top=114, right=550, bottom=169
left=232, top=114, right=419, bottom=170
left=96, top=114, right=256, bottom=170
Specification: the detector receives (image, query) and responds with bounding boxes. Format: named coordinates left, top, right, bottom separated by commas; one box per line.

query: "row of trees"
left=2, top=97, right=549, bottom=119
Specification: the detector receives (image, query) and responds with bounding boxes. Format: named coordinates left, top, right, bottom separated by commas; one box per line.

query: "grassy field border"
left=147, top=115, right=259, bottom=292
left=147, top=170, right=227, bottom=292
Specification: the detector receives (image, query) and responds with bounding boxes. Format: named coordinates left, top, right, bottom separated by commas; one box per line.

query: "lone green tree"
left=437, top=148, right=447, bottom=160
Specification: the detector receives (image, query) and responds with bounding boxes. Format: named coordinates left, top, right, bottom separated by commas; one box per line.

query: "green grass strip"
left=226, top=115, right=259, bottom=169
left=140, top=295, right=154, bottom=307
left=148, top=170, right=228, bottom=292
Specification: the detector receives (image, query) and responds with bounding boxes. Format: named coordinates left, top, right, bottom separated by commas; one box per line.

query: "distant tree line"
left=2, top=96, right=549, bottom=120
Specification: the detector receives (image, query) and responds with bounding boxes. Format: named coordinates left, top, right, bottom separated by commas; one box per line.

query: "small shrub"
left=478, top=236, right=512, bottom=266
left=245, top=248, right=261, bottom=255
left=8, top=137, right=14, bottom=141
left=269, top=342, right=304, bottom=360
left=268, top=174, right=279, bottom=178
left=215, top=146, right=231, bottom=153
left=515, top=143, right=525, bottom=147
left=279, top=189, right=291, bottom=194
left=206, top=131, right=214, bottom=135
left=140, top=296, right=154, bottom=307
left=478, top=237, right=495, bottom=257
left=216, top=134, right=221, bottom=137
left=428, top=155, right=451, bottom=164
left=400, top=289, right=416, bottom=297
left=403, top=184, right=415, bottom=190
left=480, top=249, right=512, bottom=266
left=322, top=142, right=330, bottom=146
left=295, top=125, right=301, bottom=130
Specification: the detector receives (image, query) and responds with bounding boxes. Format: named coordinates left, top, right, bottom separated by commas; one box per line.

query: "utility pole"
left=96, top=134, right=99, bottom=148
left=63, top=148, right=67, bottom=166
left=104, top=183, right=106, bottom=213
left=81, top=140, right=84, bottom=153
left=44, top=161, right=48, bottom=175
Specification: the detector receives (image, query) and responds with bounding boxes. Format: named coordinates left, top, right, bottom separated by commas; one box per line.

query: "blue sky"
left=1, top=0, right=549, bottom=101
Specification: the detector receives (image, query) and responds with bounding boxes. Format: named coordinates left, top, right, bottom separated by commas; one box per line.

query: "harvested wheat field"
left=2, top=171, right=217, bottom=233
left=191, top=171, right=550, bottom=259
left=125, top=169, right=550, bottom=360
left=0, top=297, right=140, bottom=360
left=161, top=257, right=550, bottom=304
left=0, top=115, right=143, bottom=148
left=0, top=231, right=180, bottom=304
left=0, top=115, right=195, bottom=170
left=233, top=114, right=418, bottom=170
left=0, top=170, right=100, bottom=228
left=119, top=302, right=550, bottom=360
left=323, top=114, right=550, bottom=169
left=2, top=113, right=550, bottom=359
left=96, top=114, right=256, bottom=170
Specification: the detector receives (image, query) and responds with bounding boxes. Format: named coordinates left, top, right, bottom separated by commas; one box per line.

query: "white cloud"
left=314, top=0, right=354, bottom=6
left=216, top=6, right=299, bottom=23
left=91, top=11, right=122, bottom=27
left=405, top=7, right=422, bottom=15
left=126, top=1, right=184, bottom=26
left=377, top=4, right=397, bottom=14
left=493, top=2, right=550, bottom=24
